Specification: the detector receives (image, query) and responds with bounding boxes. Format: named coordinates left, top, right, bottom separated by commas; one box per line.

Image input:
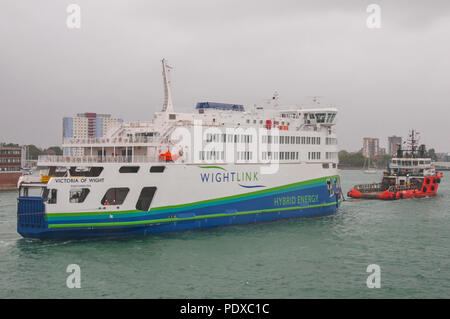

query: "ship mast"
left=407, top=129, right=420, bottom=158
left=161, top=58, right=174, bottom=113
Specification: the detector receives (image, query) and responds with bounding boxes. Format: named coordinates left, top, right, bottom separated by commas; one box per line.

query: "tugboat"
left=348, top=130, right=443, bottom=200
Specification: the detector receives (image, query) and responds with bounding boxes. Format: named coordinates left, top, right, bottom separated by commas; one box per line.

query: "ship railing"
left=38, top=155, right=162, bottom=164
left=62, top=136, right=159, bottom=145
left=388, top=184, right=421, bottom=192
left=355, top=183, right=388, bottom=193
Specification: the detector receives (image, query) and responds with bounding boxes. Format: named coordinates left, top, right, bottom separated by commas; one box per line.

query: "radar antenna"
left=307, top=96, right=324, bottom=107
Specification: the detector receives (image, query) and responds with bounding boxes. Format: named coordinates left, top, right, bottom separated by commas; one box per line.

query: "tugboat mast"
left=406, top=129, right=420, bottom=158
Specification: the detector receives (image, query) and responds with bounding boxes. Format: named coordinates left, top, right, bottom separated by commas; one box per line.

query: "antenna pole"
left=161, top=58, right=174, bottom=113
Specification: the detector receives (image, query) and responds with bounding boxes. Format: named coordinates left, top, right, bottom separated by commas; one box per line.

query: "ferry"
left=16, top=59, right=342, bottom=239
left=347, top=130, right=443, bottom=200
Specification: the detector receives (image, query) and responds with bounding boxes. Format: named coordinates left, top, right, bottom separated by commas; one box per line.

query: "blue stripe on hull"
left=18, top=203, right=339, bottom=239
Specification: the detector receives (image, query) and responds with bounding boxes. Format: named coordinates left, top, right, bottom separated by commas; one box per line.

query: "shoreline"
left=0, top=185, right=18, bottom=191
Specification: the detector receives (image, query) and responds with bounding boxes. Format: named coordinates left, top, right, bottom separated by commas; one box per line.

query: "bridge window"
left=101, top=188, right=129, bottom=206
left=136, top=187, right=157, bottom=211
left=316, top=113, right=326, bottom=123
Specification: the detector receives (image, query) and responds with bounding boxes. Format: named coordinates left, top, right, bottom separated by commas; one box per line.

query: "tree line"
left=24, top=145, right=63, bottom=160
left=339, top=148, right=438, bottom=168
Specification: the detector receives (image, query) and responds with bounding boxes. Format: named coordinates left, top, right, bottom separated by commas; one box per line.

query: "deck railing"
left=388, top=184, right=421, bottom=192
left=62, top=136, right=157, bottom=145
left=38, top=155, right=162, bottom=164
left=355, top=183, right=388, bottom=193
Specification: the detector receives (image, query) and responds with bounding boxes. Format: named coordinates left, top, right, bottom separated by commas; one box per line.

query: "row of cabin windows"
left=262, top=136, right=321, bottom=145
left=198, top=151, right=333, bottom=161
left=198, top=151, right=253, bottom=161
left=261, top=152, right=299, bottom=160
left=308, top=152, right=321, bottom=160
left=391, top=160, right=431, bottom=166
left=237, top=151, right=252, bottom=161
left=262, top=152, right=330, bottom=160
left=205, top=134, right=325, bottom=145
left=325, top=137, right=338, bottom=145
left=206, top=133, right=253, bottom=143
left=199, top=151, right=304, bottom=161
left=48, top=187, right=157, bottom=211
left=199, top=151, right=225, bottom=161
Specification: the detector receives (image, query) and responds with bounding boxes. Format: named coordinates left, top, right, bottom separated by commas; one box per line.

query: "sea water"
left=0, top=170, right=449, bottom=298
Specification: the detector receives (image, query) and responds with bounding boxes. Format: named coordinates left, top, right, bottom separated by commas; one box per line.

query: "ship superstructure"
left=17, top=59, right=342, bottom=238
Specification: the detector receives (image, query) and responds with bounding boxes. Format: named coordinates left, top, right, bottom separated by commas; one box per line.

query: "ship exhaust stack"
left=161, top=58, right=174, bottom=113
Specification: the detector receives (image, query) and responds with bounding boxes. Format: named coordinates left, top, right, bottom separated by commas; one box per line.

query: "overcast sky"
left=1, top=0, right=449, bottom=152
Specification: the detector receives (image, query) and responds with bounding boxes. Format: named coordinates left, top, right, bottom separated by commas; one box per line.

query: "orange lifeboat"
left=158, top=150, right=180, bottom=162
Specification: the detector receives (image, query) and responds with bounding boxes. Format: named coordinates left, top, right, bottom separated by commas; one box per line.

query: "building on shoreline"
left=0, top=144, right=23, bottom=190
left=362, top=137, right=380, bottom=158
left=62, top=113, right=123, bottom=156
left=388, top=136, right=402, bottom=156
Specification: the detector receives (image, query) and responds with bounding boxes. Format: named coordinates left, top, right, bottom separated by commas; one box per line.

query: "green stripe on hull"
left=46, top=175, right=337, bottom=222
left=48, top=201, right=341, bottom=229
left=150, top=175, right=338, bottom=212
left=46, top=175, right=338, bottom=219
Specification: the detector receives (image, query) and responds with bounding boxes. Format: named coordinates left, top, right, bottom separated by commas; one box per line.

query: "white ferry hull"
left=17, top=163, right=342, bottom=239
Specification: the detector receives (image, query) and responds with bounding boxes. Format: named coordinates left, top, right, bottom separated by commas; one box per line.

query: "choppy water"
left=0, top=170, right=449, bottom=298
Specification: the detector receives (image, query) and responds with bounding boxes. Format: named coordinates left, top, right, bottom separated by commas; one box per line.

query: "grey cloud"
left=0, top=0, right=449, bottom=151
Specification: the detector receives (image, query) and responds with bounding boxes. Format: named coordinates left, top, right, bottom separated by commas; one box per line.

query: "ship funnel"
left=161, top=58, right=174, bottom=113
